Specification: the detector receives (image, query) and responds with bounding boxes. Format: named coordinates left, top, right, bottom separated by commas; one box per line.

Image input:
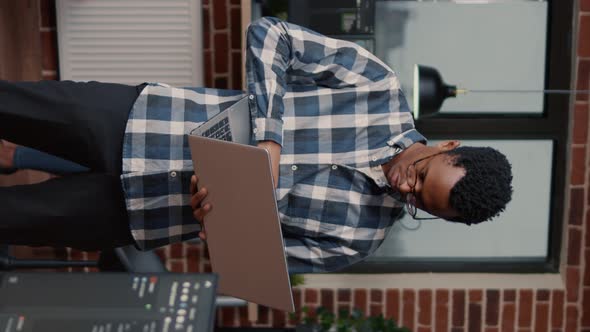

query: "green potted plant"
left=291, top=306, right=411, bottom=332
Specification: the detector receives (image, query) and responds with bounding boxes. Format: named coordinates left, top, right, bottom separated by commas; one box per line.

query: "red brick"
left=469, top=303, right=482, bottom=332
left=186, top=245, right=200, bottom=272
left=290, top=289, right=302, bottom=325
left=402, top=289, right=416, bottom=332
left=582, top=289, right=590, bottom=326
left=385, top=289, right=400, bottom=320
left=534, top=303, right=549, bottom=332
left=214, top=32, right=229, bottom=74
left=551, top=290, right=565, bottom=329
left=204, top=51, right=213, bottom=87
left=587, top=212, right=590, bottom=246
left=169, top=243, right=183, bottom=258
left=169, top=260, right=184, bottom=272
left=40, top=31, right=57, bottom=71
left=338, top=289, right=351, bottom=302
left=272, top=309, right=286, bottom=327
left=221, top=307, right=236, bottom=326
left=203, top=7, right=211, bottom=49
left=418, top=289, right=432, bottom=325
left=485, top=329, right=498, bottom=332
left=570, top=188, right=584, bottom=225
left=320, top=289, right=334, bottom=312
left=186, top=259, right=201, bottom=273
left=504, top=289, right=516, bottom=302
left=435, top=289, right=449, bottom=332
left=257, top=305, right=269, bottom=324
left=585, top=249, right=590, bottom=285
left=582, top=0, right=590, bottom=11
left=452, top=328, right=465, bottom=332
left=566, top=267, right=580, bottom=302
left=86, top=251, right=99, bottom=261
left=573, top=103, right=589, bottom=144
left=238, top=306, right=252, bottom=327
left=518, top=289, right=533, bottom=327
left=453, top=290, right=466, bottom=327
left=230, top=8, right=241, bottom=49
left=469, top=290, right=483, bottom=303
left=570, top=147, right=586, bottom=186
left=371, top=289, right=383, bottom=303
left=536, top=289, right=550, bottom=302
left=370, top=304, right=383, bottom=317
left=293, top=288, right=302, bottom=308
left=502, top=303, right=516, bottom=332
left=212, top=0, right=227, bottom=29
left=231, top=51, right=243, bottom=90
left=568, top=227, right=583, bottom=265
left=565, top=306, right=578, bottom=332
left=40, top=0, right=56, bottom=28
left=305, top=289, right=318, bottom=304
left=354, top=289, right=367, bottom=313
left=579, top=15, right=590, bottom=57
left=486, top=290, right=500, bottom=326
left=578, top=60, right=590, bottom=102
left=215, top=76, right=228, bottom=89
left=417, top=328, right=430, bottom=332
left=70, top=249, right=84, bottom=260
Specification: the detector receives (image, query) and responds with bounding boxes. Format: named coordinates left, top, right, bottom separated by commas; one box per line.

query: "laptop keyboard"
left=202, top=117, right=233, bottom=141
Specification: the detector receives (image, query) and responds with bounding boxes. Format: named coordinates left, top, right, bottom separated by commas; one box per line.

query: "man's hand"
left=257, top=140, right=281, bottom=188
left=0, top=140, right=17, bottom=169
left=190, top=175, right=211, bottom=241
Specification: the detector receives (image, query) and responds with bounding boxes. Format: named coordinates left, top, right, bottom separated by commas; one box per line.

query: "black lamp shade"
left=412, top=65, right=458, bottom=119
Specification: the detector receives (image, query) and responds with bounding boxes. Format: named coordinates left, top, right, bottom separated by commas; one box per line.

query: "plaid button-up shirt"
left=120, top=17, right=426, bottom=273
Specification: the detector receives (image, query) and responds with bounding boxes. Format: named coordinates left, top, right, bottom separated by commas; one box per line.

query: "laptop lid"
left=190, top=96, right=251, bottom=145
left=187, top=135, right=295, bottom=313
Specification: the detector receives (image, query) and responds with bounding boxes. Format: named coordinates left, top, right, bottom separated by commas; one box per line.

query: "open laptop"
left=190, top=96, right=251, bottom=144
left=187, top=97, right=295, bottom=313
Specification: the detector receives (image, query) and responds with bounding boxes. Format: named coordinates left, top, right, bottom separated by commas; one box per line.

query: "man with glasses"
left=0, top=17, right=511, bottom=273
left=192, top=17, right=513, bottom=273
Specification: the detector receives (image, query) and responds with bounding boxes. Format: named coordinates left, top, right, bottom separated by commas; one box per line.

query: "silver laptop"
left=190, top=96, right=251, bottom=144
left=187, top=99, right=295, bottom=313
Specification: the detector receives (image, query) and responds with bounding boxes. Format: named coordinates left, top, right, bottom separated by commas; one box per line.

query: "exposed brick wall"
left=8, top=1, right=589, bottom=331
left=203, top=0, right=243, bottom=90
left=39, top=0, right=58, bottom=80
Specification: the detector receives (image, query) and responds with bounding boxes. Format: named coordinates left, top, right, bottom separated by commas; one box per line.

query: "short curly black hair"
left=443, top=146, right=513, bottom=225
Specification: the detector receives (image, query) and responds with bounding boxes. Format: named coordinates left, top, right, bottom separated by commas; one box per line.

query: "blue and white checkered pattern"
left=120, top=17, right=426, bottom=273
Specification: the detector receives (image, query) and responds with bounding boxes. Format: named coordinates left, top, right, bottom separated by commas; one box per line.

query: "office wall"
left=7, top=0, right=590, bottom=331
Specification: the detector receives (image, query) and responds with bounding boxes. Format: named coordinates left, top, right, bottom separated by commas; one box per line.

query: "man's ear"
left=436, top=140, right=461, bottom=151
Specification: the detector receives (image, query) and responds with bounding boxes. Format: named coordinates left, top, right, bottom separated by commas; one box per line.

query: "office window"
left=252, top=0, right=573, bottom=273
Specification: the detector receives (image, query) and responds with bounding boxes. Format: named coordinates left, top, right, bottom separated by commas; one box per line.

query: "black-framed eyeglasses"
left=405, top=152, right=443, bottom=220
